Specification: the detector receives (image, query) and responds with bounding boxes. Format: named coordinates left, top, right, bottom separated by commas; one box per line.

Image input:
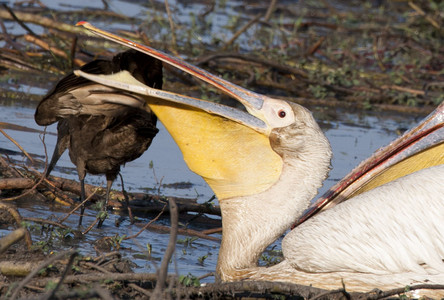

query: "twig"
left=36, top=173, right=102, bottom=203
left=408, top=1, right=440, bottom=30
left=23, top=34, right=85, bottom=66
left=0, top=8, right=88, bottom=34
left=101, top=0, right=109, bottom=10
left=0, top=178, right=47, bottom=201
left=1, top=3, right=36, bottom=36
left=82, top=217, right=99, bottom=235
left=81, top=262, right=111, bottom=274
left=152, top=198, right=178, bottom=297
left=0, top=260, right=38, bottom=276
left=32, top=272, right=166, bottom=287
left=306, top=36, right=325, bottom=56
left=364, top=284, right=444, bottom=300
left=14, top=166, right=220, bottom=216
left=0, top=117, right=45, bottom=131
left=0, top=178, right=35, bottom=189
left=118, top=173, right=134, bottom=223
left=69, top=35, right=78, bottom=69
left=58, top=188, right=98, bottom=225
left=0, top=129, right=33, bottom=163
left=9, top=249, right=78, bottom=300
left=198, top=272, right=215, bottom=280
left=0, top=202, right=32, bottom=248
left=134, top=222, right=221, bottom=242
left=164, top=0, right=178, bottom=55
left=94, top=285, right=116, bottom=300
left=0, top=227, right=27, bottom=255
left=201, top=227, right=222, bottom=235
left=263, top=0, right=277, bottom=22
left=92, top=251, right=121, bottom=263
left=310, top=287, right=350, bottom=300
left=179, top=280, right=329, bottom=299
left=32, top=287, right=111, bottom=299
left=282, top=96, right=435, bottom=115
left=372, top=35, right=385, bottom=71
left=221, top=13, right=263, bottom=51
left=123, top=202, right=167, bottom=240
left=21, top=166, right=75, bottom=206
left=199, top=0, right=215, bottom=19
left=128, top=283, right=151, bottom=297
left=195, top=52, right=308, bottom=78
left=0, top=155, right=25, bottom=183
left=0, top=131, right=49, bottom=202
left=380, top=85, right=425, bottom=96
left=23, top=217, right=72, bottom=230
left=0, top=18, right=24, bottom=51
left=40, top=251, right=79, bottom=300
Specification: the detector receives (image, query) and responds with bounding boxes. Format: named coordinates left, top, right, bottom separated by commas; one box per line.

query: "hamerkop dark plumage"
left=35, top=49, right=163, bottom=226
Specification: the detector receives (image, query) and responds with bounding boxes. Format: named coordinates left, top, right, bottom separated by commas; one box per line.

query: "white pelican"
left=75, top=22, right=444, bottom=296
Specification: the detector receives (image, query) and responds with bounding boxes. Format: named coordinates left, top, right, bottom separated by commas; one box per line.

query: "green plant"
left=260, top=246, right=283, bottom=267
left=309, top=84, right=329, bottom=99
left=44, top=280, right=58, bottom=291
left=111, top=234, right=126, bottom=250
left=179, top=273, right=200, bottom=287
left=177, top=236, right=198, bottom=247
left=32, top=240, right=51, bottom=253
left=197, top=255, right=208, bottom=265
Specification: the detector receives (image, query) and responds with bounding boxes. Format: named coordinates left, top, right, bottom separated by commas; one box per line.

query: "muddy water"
left=0, top=0, right=426, bottom=282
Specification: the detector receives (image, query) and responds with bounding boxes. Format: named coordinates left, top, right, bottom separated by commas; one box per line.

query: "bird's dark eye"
left=278, top=110, right=286, bottom=118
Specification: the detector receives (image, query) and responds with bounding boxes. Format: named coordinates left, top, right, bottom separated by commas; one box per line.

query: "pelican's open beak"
left=75, top=22, right=297, bottom=200
left=75, top=22, right=443, bottom=212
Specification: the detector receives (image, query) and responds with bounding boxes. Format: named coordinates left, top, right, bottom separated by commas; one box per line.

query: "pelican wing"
left=286, top=165, right=444, bottom=275
left=297, top=102, right=444, bottom=225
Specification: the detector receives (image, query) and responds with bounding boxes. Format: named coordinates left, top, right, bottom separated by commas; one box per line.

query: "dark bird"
left=35, top=49, right=163, bottom=226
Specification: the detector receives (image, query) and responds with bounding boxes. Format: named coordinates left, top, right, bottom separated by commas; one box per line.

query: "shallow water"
left=0, top=0, right=427, bottom=282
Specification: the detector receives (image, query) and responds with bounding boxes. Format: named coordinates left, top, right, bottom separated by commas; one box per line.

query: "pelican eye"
left=278, top=110, right=286, bottom=118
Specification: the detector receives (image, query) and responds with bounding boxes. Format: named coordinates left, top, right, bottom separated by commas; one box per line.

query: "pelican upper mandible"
left=75, top=22, right=444, bottom=296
